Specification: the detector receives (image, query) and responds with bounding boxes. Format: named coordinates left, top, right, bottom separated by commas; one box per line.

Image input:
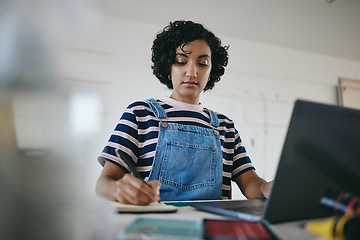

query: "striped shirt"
left=98, top=97, right=254, bottom=199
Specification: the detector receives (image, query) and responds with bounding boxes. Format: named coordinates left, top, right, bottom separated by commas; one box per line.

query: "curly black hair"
left=151, top=20, right=229, bottom=91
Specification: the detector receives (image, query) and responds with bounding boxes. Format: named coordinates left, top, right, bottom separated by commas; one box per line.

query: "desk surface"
left=112, top=205, right=225, bottom=233
left=96, top=200, right=321, bottom=240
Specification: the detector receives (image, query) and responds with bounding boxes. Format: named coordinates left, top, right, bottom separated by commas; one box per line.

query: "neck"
left=169, top=94, right=200, bottom=105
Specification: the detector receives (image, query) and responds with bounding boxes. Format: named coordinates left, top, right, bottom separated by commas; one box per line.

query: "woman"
left=96, top=20, right=271, bottom=205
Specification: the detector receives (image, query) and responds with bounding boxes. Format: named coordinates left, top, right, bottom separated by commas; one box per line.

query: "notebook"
left=191, top=99, right=360, bottom=224
left=114, top=201, right=177, bottom=213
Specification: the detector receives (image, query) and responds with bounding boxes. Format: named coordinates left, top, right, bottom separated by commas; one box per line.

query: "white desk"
left=94, top=200, right=321, bottom=240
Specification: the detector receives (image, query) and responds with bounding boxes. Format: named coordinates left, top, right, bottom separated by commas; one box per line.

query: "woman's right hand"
left=96, top=161, right=160, bottom=205
left=114, top=174, right=160, bottom=205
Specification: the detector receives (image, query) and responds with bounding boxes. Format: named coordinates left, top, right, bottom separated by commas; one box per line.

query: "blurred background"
left=1, top=0, right=360, bottom=239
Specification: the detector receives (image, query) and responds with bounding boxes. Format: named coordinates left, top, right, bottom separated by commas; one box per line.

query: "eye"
left=175, top=56, right=187, bottom=66
left=198, top=59, right=209, bottom=66
left=176, top=61, right=187, bottom=66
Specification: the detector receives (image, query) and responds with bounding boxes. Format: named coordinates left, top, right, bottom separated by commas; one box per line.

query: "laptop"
left=191, top=99, right=360, bottom=224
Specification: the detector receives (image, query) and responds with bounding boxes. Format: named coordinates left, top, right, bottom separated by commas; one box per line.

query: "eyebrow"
left=175, top=53, right=211, bottom=59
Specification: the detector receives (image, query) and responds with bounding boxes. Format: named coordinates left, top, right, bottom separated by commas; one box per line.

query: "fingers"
left=148, top=180, right=161, bottom=195
left=147, top=180, right=161, bottom=201
left=261, top=181, right=273, bottom=199
left=114, top=174, right=160, bottom=205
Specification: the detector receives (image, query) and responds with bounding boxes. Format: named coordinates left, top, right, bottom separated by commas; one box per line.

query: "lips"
left=182, top=81, right=198, bottom=86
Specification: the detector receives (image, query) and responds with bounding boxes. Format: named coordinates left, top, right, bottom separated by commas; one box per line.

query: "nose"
left=185, top=63, right=197, bottom=79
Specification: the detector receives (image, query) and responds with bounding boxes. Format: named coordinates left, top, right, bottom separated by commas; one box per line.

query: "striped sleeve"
left=98, top=101, right=159, bottom=178
left=232, top=129, right=255, bottom=179
left=217, top=114, right=255, bottom=181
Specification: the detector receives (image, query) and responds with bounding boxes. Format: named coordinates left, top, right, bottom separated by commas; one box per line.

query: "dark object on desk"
left=203, top=219, right=276, bottom=240
left=192, top=99, right=360, bottom=225
left=344, top=216, right=360, bottom=240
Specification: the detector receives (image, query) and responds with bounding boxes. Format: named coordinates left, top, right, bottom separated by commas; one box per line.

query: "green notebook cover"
left=116, top=217, right=203, bottom=239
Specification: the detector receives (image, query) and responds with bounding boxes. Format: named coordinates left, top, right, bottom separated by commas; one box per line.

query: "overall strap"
left=143, top=98, right=167, bottom=120
left=206, top=108, right=219, bottom=128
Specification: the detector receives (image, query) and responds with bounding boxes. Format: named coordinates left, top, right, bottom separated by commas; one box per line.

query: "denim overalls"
left=144, top=98, right=223, bottom=201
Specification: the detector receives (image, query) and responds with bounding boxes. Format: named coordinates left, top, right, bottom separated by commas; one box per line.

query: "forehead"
left=176, top=40, right=211, bottom=56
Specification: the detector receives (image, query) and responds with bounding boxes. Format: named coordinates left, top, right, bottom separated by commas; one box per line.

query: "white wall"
left=16, top=16, right=360, bottom=199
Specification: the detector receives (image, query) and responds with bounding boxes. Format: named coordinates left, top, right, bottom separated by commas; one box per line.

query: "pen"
left=115, top=148, right=148, bottom=185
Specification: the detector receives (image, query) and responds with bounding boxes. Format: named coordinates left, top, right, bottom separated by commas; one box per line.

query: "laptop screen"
left=263, top=100, right=360, bottom=223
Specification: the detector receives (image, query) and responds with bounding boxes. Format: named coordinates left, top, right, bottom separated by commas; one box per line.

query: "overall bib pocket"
left=159, top=140, right=216, bottom=190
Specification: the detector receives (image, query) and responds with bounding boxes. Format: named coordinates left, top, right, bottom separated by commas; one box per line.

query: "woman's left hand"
left=261, top=181, right=273, bottom=198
